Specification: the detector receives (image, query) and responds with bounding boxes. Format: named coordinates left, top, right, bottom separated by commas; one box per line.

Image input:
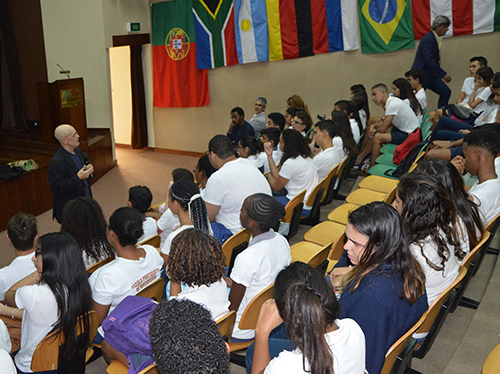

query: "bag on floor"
left=393, top=128, right=422, bottom=165
left=388, top=140, right=429, bottom=179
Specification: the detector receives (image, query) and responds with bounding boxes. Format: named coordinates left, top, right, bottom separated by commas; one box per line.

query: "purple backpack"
left=103, top=296, right=157, bottom=372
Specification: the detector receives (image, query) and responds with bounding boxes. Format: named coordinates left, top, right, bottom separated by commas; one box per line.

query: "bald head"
left=54, top=124, right=80, bottom=152
left=54, top=124, right=76, bottom=142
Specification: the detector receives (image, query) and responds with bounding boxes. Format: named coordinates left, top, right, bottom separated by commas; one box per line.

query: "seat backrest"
left=31, top=311, right=99, bottom=372
left=306, top=242, right=332, bottom=268
left=408, top=150, right=426, bottom=173
left=328, top=232, right=346, bottom=262
left=86, top=256, right=114, bottom=274
left=138, top=235, right=161, bottom=248
left=380, top=311, right=427, bottom=374
left=334, top=156, right=351, bottom=193
left=462, top=231, right=490, bottom=270
left=138, top=364, right=160, bottom=374
left=238, top=284, right=274, bottom=330
left=304, top=175, right=328, bottom=207
left=283, top=190, right=306, bottom=224
left=321, top=164, right=339, bottom=205
left=485, top=211, right=500, bottom=233
left=136, top=278, right=165, bottom=302
left=216, top=310, right=237, bottom=342
left=221, top=229, right=251, bottom=267
left=382, top=185, right=398, bottom=204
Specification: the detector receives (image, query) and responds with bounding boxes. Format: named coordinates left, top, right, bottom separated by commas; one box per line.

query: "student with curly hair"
left=394, top=173, right=463, bottom=306
left=264, top=129, right=318, bottom=216
left=330, top=202, right=427, bottom=374
left=286, top=94, right=312, bottom=125
left=227, top=193, right=291, bottom=341
left=128, top=185, right=157, bottom=243
left=61, top=197, right=114, bottom=268
left=249, top=262, right=365, bottom=374
left=167, top=229, right=229, bottom=318
left=0, top=232, right=93, bottom=373
left=150, top=299, right=230, bottom=374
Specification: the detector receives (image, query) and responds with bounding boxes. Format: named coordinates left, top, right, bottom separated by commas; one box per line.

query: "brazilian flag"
left=358, top=0, right=414, bottom=54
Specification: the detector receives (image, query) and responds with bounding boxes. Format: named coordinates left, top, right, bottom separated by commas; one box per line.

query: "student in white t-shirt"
left=0, top=320, right=15, bottom=373
left=238, top=135, right=265, bottom=173
left=405, top=68, right=427, bottom=110
left=61, top=197, right=115, bottom=269
left=89, top=207, right=164, bottom=340
left=248, top=262, right=365, bottom=374
left=227, top=194, right=291, bottom=341
left=160, top=180, right=211, bottom=260
left=0, top=232, right=93, bottom=373
left=0, top=213, right=37, bottom=302
left=205, top=135, right=272, bottom=234
left=128, top=185, right=158, bottom=244
left=392, top=78, right=423, bottom=123
left=331, top=111, right=359, bottom=164
left=334, top=100, right=363, bottom=144
left=369, top=83, right=420, bottom=168
left=312, top=120, right=341, bottom=181
left=265, top=129, right=318, bottom=216
left=259, top=128, right=282, bottom=174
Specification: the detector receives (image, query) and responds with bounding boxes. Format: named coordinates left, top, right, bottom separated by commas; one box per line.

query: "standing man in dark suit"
left=412, top=15, right=452, bottom=108
left=48, top=124, right=94, bottom=223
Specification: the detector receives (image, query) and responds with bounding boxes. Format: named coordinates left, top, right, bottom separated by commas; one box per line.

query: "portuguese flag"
left=152, top=0, right=209, bottom=107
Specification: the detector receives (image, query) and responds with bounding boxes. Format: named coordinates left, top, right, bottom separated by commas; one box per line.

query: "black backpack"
left=0, top=165, right=24, bottom=181
left=386, top=141, right=429, bottom=179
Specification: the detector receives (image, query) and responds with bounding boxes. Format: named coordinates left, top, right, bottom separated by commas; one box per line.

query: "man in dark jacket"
left=412, top=15, right=452, bottom=108
left=48, top=124, right=93, bottom=223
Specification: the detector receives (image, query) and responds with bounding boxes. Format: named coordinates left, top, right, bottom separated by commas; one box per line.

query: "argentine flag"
left=234, top=0, right=269, bottom=64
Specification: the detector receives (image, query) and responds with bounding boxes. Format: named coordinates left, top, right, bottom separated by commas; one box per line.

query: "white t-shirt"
left=333, top=136, right=348, bottom=161
left=279, top=156, right=319, bottom=209
left=495, top=156, right=500, bottom=177
left=89, top=244, right=164, bottom=336
left=313, top=147, right=340, bottom=181
left=230, top=230, right=291, bottom=340
left=161, top=224, right=194, bottom=255
left=474, top=87, right=498, bottom=126
left=385, top=96, right=419, bottom=133
left=0, top=349, right=15, bottom=374
left=249, top=112, right=267, bottom=134
left=172, top=279, right=230, bottom=320
left=246, top=155, right=264, bottom=171
left=137, top=217, right=158, bottom=244
left=204, top=158, right=272, bottom=234
left=0, top=252, right=36, bottom=301
left=157, top=209, right=180, bottom=246
left=15, top=283, right=59, bottom=373
left=350, top=119, right=361, bottom=144
left=460, top=77, right=475, bottom=104
left=410, top=236, right=460, bottom=306
left=264, top=318, right=366, bottom=374
left=469, top=178, right=500, bottom=225
left=259, top=148, right=282, bottom=174
left=415, top=88, right=427, bottom=109
left=0, top=320, right=11, bottom=353
left=359, top=109, right=367, bottom=129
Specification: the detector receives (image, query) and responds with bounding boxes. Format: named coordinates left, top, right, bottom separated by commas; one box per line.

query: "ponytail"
left=170, top=181, right=211, bottom=235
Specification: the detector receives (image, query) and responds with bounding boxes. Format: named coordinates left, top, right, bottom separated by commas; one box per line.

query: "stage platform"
left=0, top=128, right=116, bottom=231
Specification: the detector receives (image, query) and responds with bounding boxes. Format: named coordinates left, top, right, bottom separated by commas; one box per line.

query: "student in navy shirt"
left=330, top=202, right=428, bottom=374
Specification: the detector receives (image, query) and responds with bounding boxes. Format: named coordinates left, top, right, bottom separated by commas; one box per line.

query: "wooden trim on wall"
left=113, top=33, right=150, bottom=47
left=153, top=147, right=204, bottom=158
left=115, top=143, right=132, bottom=149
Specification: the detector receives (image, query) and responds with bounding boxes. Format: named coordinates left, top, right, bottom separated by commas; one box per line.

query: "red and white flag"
left=412, top=0, right=500, bottom=39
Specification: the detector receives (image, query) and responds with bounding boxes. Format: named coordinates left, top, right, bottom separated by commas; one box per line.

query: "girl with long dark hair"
left=1, top=232, right=93, bottom=373
left=392, top=78, right=423, bottom=119
left=334, top=100, right=363, bottom=144
left=330, top=110, right=359, bottom=161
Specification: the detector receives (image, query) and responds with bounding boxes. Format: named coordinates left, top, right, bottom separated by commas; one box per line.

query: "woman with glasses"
left=0, top=232, right=93, bottom=374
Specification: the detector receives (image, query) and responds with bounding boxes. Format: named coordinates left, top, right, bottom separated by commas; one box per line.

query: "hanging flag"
left=234, top=0, right=269, bottom=64
left=266, top=0, right=358, bottom=61
left=358, top=0, right=415, bottom=54
left=412, top=0, right=500, bottom=39
left=192, top=0, right=239, bottom=69
left=152, top=0, right=209, bottom=108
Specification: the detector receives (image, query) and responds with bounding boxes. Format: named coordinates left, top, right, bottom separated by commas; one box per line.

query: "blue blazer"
left=412, top=31, right=447, bottom=88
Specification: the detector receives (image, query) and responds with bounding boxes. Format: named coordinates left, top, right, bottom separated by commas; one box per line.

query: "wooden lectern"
left=37, top=78, right=88, bottom=144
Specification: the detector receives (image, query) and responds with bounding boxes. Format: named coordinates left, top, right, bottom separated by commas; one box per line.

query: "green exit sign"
left=127, top=22, right=141, bottom=32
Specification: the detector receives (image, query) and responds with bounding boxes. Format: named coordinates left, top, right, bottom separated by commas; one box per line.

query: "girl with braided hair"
left=249, top=262, right=365, bottom=374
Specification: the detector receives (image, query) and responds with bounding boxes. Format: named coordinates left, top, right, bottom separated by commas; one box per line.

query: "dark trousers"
left=429, top=117, right=472, bottom=143
left=424, top=78, right=452, bottom=108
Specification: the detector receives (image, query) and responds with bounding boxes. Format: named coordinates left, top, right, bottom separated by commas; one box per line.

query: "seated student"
left=287, top=94, right=312, bottom=123
left=351, top=91, right=370, bottom=129
left=416, top=159, right=484, bottom=252
left=392, top=77, right=423, bottom=122
left=227, top=107, right=255, bottom=146
left=284, top=107, right=296, bottom=129
left=312, top=120, right=341, bottom=180
left=160, top=180, right=212, bottom=258
left=291, top=110, right=313, bottom=140
left=128, top=185, right=157, bottom=243
left=61, top=197, right=115, bottom=269
left=0, top=320, right=15, bottom=373
left=334, top=100, right=363, bottom=144
left=405, top=68, right=427, bottom=110
left=331, top=110, right=359, bottom=163
left=150, top=299, right=230, bottom=374
left=330, top=202, right=427, bottom=374
left=194, top=155, right=217, bottom=198
left=248, top=262, right=365, bottom=374
left=0, top=232, right=93, bottom=374
left=168, top=229, right=229, bottom=318
left=452, top=128, right=500, bottom=225
left=266, top=112, right=286, bottom=133
left=205, top=135, right=271, bottom=234
left=395, top=173, right=463, bottom=306
left=259, top=128, right=283, bottom=174
left=264, top=129, right=319, bottom=216
left=227, top=194, right=291, bottom=341
left=0, top=213, right=37, bottom=302
left=248, top=97, right=267, bottom=135
left=89, top=207, right=163, bottom=341
left=158, top=168, right=195, bottom=213
left=368, top=83, right=420, bottom=168
left=239, top=136, right=265, bottom=172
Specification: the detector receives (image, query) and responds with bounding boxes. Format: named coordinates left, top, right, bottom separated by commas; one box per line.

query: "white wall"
left=109, top=46, right=132, bottom=145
